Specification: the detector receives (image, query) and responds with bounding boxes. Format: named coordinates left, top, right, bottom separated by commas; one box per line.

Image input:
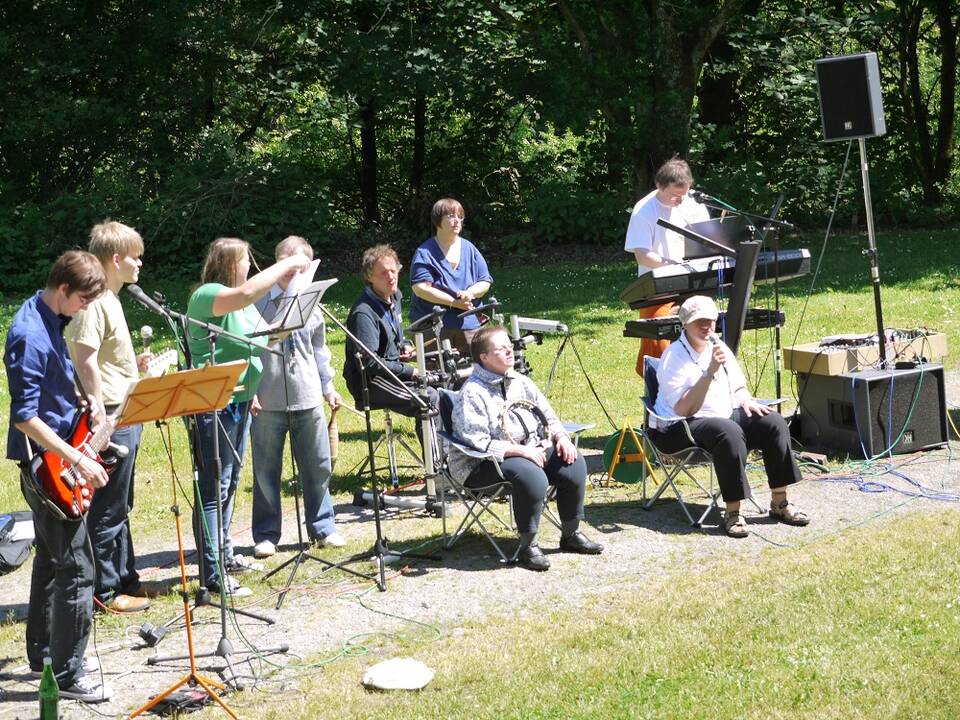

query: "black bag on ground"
left=0, top=511, right=34, bottom=574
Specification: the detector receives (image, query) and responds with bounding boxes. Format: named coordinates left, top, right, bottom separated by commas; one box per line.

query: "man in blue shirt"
left=4, top=250, right=112, bottom=703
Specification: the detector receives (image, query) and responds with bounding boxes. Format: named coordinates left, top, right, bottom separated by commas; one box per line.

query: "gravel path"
left=1, top=374, right=957, bottom=719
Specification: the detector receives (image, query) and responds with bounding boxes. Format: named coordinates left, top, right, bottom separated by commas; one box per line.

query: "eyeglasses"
left=445, top=214, right=464, bottom=223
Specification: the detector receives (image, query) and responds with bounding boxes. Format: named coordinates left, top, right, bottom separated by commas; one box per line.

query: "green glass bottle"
left=39, top=656, right=59, bottom=720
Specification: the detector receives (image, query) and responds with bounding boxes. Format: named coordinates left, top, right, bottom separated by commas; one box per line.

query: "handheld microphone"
left=126, top=285, right=167, bottom=317
left=140, top=325, right=153, bottom=352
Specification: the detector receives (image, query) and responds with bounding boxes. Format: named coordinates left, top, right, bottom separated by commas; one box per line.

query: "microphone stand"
left=132, top=294, right=287, bottom=687
left=318, top=301, right=440, bottom=592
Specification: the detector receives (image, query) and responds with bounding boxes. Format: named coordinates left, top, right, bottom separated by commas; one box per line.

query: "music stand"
left=256, top=278, right=383, bottom=608
left=126, top=362, right=248, bottom=719
left=249, top=278, right=337, bottom=339
left=140, top=361, right=288, bottom=687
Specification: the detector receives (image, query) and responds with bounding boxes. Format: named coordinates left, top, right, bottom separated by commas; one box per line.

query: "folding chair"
left=640, top=356, right=765, bottom=526
left=640, top=356, right=724, bottom=526
left=435, top=388, right=517, bottom=563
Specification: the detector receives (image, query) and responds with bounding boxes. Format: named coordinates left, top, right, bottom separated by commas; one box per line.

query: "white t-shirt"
left=624, top=190, right=710, bottom=276
left=652, top=331, right=747, bottom=428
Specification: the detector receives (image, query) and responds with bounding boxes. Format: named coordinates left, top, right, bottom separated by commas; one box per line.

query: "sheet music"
left=287, top=259, right=321, bottom=296
left=252, top=278, right=338, bottom=337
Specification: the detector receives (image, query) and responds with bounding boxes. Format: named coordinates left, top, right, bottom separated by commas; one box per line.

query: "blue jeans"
left=192, top=401, right=250, bottom=588
left=251, top=405, right=336, bottom=544
left=88, top=421, right=142, bottom=601
left=21, top=470, right=94, bottom=688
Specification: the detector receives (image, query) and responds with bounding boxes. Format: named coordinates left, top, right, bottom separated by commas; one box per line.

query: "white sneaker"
left=226, top=554, right=263, bottom=573
left=317, top=532, right=346, bottom=548
left=253, top=540, right=276, bottom=559
left=60, top=673, right=112, bottom=703
left=211, top=575, right=253, bottom=599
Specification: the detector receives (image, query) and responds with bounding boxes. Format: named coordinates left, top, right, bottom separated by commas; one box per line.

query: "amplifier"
left=796, top=364, right=948, bottom=457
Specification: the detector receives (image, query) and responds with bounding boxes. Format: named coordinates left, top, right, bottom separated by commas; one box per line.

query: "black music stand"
left=256, top=279, right=380, bottom=609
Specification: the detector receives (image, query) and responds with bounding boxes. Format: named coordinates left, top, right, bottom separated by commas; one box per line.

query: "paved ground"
left=0, top=374, right=957, bottom=719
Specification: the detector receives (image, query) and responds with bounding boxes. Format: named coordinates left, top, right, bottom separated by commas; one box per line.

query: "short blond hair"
left=201, top=237, right=251, bottom=287
left=88, top=221, right=144, bottom=263
left=274, top=235, right=314, bottom=260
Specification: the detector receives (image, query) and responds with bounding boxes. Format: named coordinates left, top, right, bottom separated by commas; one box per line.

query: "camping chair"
left=641, top=356, right=766, bottom=526
left=436, top=388, right=517, bottom=563
left=640, top=356, right=724, bottom=526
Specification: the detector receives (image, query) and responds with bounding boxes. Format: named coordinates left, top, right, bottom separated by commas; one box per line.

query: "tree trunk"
left=358, top=97, right=381, bottom=226
left=407, top=88, right=427, bottom=223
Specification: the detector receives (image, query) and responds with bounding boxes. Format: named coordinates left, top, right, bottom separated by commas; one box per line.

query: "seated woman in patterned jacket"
left=449, top=326, right=603, bottom=572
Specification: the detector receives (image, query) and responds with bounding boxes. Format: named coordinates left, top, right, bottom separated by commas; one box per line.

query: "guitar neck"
left=86, top=412, right=119, bottom=455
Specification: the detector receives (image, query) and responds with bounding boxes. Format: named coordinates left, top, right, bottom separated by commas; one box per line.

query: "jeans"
left=251, top=405, right=336, bottom=543
left=87, top=421, right=142, bottom=601
left=192, top=401, right=251, bottom=588
left=21, top=470, right=94, bottom=688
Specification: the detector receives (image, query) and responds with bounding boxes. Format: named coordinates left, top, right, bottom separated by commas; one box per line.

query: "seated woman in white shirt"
left=650, top=295, right=810, bottom=538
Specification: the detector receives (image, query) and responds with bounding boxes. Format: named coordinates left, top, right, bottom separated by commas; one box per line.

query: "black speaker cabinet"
left=797, top=364, right=948, bottom=457
left=815, top=52, right=886, bottom=142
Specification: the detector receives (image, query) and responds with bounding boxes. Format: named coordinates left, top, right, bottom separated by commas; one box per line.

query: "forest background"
left=1, top=0, right=958, bottom=291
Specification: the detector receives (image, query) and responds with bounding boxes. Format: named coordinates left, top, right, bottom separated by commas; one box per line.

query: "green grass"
left=207, top=509, right=960, bottom=720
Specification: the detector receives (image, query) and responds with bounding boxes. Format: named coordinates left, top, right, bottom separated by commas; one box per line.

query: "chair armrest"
left=642, top=400, right=697, bottom=447
left=438, top=430, right=504, bottom=479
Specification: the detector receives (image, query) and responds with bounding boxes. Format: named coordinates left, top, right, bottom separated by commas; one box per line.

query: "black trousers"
left=20, top=470, right=94, bottom=688
left=465, top=446, right=587, bottom=534
left=650, top=409, right=800, bottom=503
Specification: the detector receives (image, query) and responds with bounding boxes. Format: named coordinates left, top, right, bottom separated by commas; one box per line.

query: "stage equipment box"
left=784, top=332, right=947, bottom=376
left=796, top=364, right=948, bottom=458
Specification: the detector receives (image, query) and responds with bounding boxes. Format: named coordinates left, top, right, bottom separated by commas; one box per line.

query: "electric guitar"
left=29, top=348, right=178, bottom=517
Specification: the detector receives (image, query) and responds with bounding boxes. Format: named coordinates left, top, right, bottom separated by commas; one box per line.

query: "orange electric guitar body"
left=29, top=409, right=118, bottom=517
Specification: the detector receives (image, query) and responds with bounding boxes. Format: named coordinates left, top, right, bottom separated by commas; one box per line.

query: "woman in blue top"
left=409, top=198, right=493, bottom=357
left=187, top=237, right=308, bottom=596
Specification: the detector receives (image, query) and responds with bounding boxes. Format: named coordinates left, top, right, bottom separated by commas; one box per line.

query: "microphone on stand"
left=126, top=284, right=168, bottom=317
left=690, top=189, right=720, bottom=205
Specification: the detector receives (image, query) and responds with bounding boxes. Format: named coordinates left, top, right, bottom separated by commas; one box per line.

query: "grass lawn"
left=0, top=227, right=958, bottom=717
left=228, top=509, right=960, bottom=720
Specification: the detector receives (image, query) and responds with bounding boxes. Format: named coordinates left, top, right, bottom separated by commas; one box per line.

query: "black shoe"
left=559, top=531, right=604, bottom=555
left=516, top=544, right=550, bottom=572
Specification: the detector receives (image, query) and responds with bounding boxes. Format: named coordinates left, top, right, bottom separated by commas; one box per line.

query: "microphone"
left=140, top=325, right=153, bottom=352
left=107, top=441, right=130, bottom=459
left=126, top=285, right=167, bottom=317
left=689, top=189, right=719, bottom=205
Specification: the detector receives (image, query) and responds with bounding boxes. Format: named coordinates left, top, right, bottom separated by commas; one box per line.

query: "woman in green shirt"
left=187, top=237, right=308, bottom=596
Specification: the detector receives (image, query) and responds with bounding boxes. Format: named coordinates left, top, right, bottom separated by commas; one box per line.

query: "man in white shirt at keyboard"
left=624, top=158, right=710, bottom=375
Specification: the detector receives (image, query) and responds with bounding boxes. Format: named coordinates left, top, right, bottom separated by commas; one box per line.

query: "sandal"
left=722, top=511, right=749, bottom=538
left=770, top=499, right=810, bottom=526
